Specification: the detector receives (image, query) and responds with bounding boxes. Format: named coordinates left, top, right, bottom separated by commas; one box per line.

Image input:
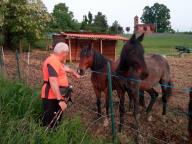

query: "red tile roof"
left=60, top=32, right=128, bottom=41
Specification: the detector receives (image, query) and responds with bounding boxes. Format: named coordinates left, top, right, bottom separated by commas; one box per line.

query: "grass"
left=0, top=75, right=107, bottom=144
left=117, top=33, right=192, bottom=56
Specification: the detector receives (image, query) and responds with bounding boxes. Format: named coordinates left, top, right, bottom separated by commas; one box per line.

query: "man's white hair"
left=54, top=42, right=69, bottom=54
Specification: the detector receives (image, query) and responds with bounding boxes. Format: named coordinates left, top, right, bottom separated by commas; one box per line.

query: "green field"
left=1, top=33, right=192, bottom=56
left=117, top=33, right=192, bottom=56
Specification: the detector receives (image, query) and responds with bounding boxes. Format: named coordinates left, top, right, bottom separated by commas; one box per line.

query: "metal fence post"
left=107, top=62, right=116, bottom=142
left=16, top=50, right=21, bottom=80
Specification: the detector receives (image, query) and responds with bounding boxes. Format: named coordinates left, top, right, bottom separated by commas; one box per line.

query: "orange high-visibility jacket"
left=41, top=54, right=68, bottom=99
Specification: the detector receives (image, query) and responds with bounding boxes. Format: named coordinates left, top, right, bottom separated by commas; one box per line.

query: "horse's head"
left=118, top=33, right=148, bottom=79
left=77, top=47, right=94, bottom=75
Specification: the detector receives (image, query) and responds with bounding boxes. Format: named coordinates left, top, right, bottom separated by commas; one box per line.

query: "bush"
left=0, top=76, right=106, bottom=144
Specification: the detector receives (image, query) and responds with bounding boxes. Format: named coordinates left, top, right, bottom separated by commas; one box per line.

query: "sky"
left=42, top=0, right=192, bottom=32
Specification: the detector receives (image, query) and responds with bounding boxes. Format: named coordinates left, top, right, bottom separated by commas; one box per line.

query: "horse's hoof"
left=136, top=114, right=141, bottom=120
left=147, top=115, right=153, bottom=122
left=103, top=118, right=109, bottom=127
left=136, top=133, right=143, bottom=144
left=117, top=132, right=128, bottom=144
left=162, top=115, right=166, bottom=122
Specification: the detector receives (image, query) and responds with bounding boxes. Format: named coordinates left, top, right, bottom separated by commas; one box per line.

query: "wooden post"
left=90, top=40, right=94, bottom=49
left=1, top=46, right=6, bottom=76
left=114, top=41, right=117, bottom=60
left=28, top=44, right=30, bottom=65
left=27, top=44, right=30, bottom=85
left=100, top=39, right=103, bottom=54
left=16, top=50, right=21, bottom=80
left=189, top=88, right=192, bottom=144
left=68, top=39, right=72, bottom=62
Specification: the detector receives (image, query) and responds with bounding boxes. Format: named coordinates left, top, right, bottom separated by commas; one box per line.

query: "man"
left=41, top=42, right=80, bottom=127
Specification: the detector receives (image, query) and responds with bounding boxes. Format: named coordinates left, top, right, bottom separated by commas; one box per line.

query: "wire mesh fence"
left=0, top=46, right=191, bottom=143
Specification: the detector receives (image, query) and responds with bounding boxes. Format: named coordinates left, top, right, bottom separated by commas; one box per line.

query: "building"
left=134, top=16, right=156, bottom=34
left=52, top=32, right=128, bottom=62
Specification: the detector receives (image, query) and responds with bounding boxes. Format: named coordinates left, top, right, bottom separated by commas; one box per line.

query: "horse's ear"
left=137, top=33, right=144, bottom=42
left=130, top=33, right=136, bottom=42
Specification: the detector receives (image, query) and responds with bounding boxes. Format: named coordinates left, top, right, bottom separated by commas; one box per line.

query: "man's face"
left=60, top=51, right=69, bottom=62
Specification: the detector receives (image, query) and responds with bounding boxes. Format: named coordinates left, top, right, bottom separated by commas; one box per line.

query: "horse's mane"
left=117, top=33, right=148, bottom=79
left=80, top=47, right=109, bottom=71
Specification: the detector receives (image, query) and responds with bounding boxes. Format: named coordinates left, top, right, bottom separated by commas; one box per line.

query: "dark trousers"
left=42, top=99, right=62, bottom=127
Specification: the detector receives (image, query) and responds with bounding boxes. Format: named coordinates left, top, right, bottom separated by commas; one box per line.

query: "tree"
left=141, top=3, right=172, bottom=33
left=109, top=20, right=124, bottom=34
left=80, top=12, right=95, bottom=32
left=50, top=3, right=80, bottom=32
left=88, top=11, right=93, bottom=24
left=1, top=0, right=51, bottom=49
left=93, top=12, right=108, bottom=33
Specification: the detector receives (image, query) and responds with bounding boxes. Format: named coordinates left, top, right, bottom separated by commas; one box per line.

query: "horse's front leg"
left=117, top=88, right=125, bottom=132
left=93, top=87, right=102, bottom=117
left=139, top=90, right=145, bottom=108
left=103, top=88, right=110, bottom=127
left=128, top=82, right=142, bottom=143
left=146, top=88, right=159, bottom=114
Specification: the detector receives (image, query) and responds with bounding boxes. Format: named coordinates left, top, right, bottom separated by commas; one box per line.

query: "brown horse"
left=76, top=35, right=156, bottom=131
left=77, top=46, right=120, bottom=126
left=116, top=33, right=173, bottom=132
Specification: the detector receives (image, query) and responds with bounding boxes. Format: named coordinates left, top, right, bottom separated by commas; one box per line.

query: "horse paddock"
left=2, top=50, right=192, bottom=143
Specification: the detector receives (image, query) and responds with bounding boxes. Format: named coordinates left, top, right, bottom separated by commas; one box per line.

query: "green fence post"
left=107, top=62, right=116, bottom=142
left=16, top=50, right=21, bottom=80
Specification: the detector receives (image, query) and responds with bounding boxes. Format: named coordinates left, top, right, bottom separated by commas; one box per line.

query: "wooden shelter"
left=52, top=32, right=128, bottom=62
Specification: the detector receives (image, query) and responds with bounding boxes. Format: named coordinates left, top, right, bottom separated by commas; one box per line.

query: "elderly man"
left=41, top=42, right=80, bottom=127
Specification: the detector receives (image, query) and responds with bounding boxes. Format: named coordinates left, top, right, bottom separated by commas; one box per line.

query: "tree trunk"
left=19, top=39, right=23, bottom=53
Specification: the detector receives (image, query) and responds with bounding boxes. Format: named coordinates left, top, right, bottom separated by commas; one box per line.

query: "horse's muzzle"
left=77, top=68, right=85, bottom=76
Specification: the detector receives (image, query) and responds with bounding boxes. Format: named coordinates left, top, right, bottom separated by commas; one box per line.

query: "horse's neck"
left=91, top=52, right=109, bottom=72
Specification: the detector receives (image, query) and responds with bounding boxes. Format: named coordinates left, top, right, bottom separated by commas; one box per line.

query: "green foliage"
left=93, top=12, right=108, bottom=33
left=141, top=3, right=172, bottom=33
left=50, top=3, right=80, bottom=32
left=109, top=20, right=124, bottom=34
left=88, top=11, right=93, bottom=25
left=81, top=11, right=109, bottom=33
left=2, top=0, right=51, bottom=49
left=80, top=11, right=94, bottom=32
left=33, top=37, right=52, bottom=50
left=0, top=76, right=107, bottom=144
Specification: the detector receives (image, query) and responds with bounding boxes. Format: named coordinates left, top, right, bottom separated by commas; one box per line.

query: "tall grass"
left=0, top=75, right=106, bottom=144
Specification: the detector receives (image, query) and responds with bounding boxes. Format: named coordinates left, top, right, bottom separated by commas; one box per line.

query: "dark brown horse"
left=117, top=33, right=172, bottom=132
left=76, top=46, right=147, bottom=131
